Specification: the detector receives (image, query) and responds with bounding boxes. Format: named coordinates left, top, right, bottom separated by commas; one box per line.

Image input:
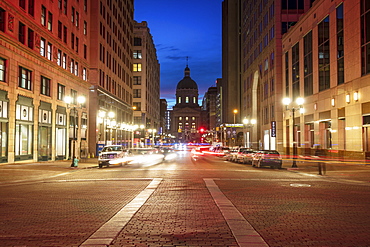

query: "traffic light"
left=199, top=127, right=205, bottom=133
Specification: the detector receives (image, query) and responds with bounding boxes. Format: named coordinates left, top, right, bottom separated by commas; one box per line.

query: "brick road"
left=0, top=155, right=369, bottom=246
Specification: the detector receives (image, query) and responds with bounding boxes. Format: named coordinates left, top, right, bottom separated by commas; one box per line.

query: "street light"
left=283, top=97, right=304, bottom=168
left=243, top=118, right=256, bottom=148
left=148, top=129, right=157, bottom=147
left=233, top=109, right=238, bottom=124
left=64, top=95, right=86, bottom=167
left=98, top=110, right=115, bottom=145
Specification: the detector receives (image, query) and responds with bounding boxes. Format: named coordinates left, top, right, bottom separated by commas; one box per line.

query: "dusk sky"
left=134, top=0, right=223, bottom=108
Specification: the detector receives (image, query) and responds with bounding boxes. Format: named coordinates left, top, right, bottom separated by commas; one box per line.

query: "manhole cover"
left=290, top=183, right=311, bottom=187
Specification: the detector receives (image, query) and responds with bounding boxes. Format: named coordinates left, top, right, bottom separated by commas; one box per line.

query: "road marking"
left=80, top=178, right=162, bottom=246
left=204, top=178, right=269, bottom=247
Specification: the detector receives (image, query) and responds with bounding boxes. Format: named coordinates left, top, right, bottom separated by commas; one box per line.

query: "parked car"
left=98, top=145, right=132, bottom=168
left=225, top=148, right=238, bottom=161
left=233, top=147, right=251, bottom=163
left=236, top=149, right=256, bottom=164
left=252, top=150, right=282, bottom=169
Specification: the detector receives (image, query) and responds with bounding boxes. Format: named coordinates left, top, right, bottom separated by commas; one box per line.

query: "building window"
left=58, top=21, right=62, bottom=39
left=74, top=62, right=78, bottom=76
left=337, top=4, right=344, bottom=84
left=19, top=66, right=32, bottom=90
left=133, top=89, right=141, bottom=98
left=84, top=0, right=87, bottom=12
left=28, top=0, right=34, bottom=16
left=292, top=42, right=299, bottom=99
left=0, top=8, right=5, bottom=32
left=133, top=76, right=141, bottom=85
left=62, top=53, right=67, bottom=69
left=57, top=49, right=62, bottom=66
left=70, top=59, right=74, bottom=73
left=133, top=102, right=141, bottom=111
left=82, top=68, right=87, bottom=80
left=285, top=52, right=289, bottom=96
left=133, top=63, right=142, bottom=72
left=83, top=21, right=87, bottom=35
left=63, top=26, right=67, bottom=43
left=75, top=11, right=79, bottom=27
left=83, top=44, right=87, bottom=59
left=178, top=97, right=181, bottom=104
left=134, top=37, right=142, bottom=46
left=361, top=0, right=370, bottom=75
left=47, top=12, right=52, bottom=31
left=76, top=37, right=79, bottom=53
left=193, top=97, right=196, bottom=103
left=71, top=7, right=75, bottom=23
left=20, top=0, right=26, bottom=9
left=57, top=83, right=65, bottom=100
left=41, top=6, right=46, bottom=26
left=186, top=97, right=189, bottom=103
left=40, top=76, right=50, bottom=96
left=40, top=38, right=45, bottom=56
left=27, top=28, right=34, bottom=49
left=18, top=22, right=26, bottom=44
left=133, top=50, right=142, bottom=59
left=304, top=31, right=313, bottom=96
left=71, top=33, right=74, bottom=49
left=47, top=43, right=52, bottom=60
left=63, top=0, right=67, bottom=15
left=318, top=16, right=330, bottom=91
left=0, top=57, right=6, bottom=82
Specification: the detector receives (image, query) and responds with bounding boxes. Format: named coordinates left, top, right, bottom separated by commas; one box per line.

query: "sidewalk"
left=283, top=158, right=370, bottom=183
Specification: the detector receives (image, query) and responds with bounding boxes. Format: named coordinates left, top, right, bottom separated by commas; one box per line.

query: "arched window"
left=186, top=97, right=189, bottom=103
left=178, top=97, right=181, bottom=103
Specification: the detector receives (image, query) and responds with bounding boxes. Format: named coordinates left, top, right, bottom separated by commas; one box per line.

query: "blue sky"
left=134, top=0, right=223, bottom=108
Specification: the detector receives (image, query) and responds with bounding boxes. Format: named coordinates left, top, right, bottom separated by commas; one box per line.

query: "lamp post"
left=98, top=110, right=115, bottom=145
left=283, top=97, right=304, bottom=168
left=233, top=109, right=238, bottom=124
left=64, top=95, right=86, bottom=167
left=243, top=118, right=256, bottom=148
left=148, top=129, right=156, bottom=147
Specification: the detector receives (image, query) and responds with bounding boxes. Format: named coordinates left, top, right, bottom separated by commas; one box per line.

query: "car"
left=252, top=150, right=282, bottom=169
left=224, top=148, right=238, bottom=161
left=233, top=147, right=251, bottom=163
left=98, top=145, right=132, bottom=168
left=236, top=149, right=256, bottom=164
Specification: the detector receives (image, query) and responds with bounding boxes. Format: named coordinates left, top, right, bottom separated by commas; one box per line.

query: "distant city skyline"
left=134, top=0, right=223, bottom=108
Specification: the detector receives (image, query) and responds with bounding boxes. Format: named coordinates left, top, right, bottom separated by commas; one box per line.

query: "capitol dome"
left=176, top=66, right=198, bottom=90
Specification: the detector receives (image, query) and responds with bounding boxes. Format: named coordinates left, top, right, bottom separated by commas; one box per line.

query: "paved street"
left=0, top=151, right=370, bottom=246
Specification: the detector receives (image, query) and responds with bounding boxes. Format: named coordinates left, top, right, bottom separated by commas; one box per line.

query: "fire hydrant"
left=72, top=157, right=79, bottom=167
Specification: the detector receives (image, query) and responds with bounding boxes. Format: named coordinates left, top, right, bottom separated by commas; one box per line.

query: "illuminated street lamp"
left=243, top=118, right=256, bottom=148
left=233, top=109, right=238, bottom=124
left=148, top=129, right=157, bottom=147
left=64, top=95, right=86, bottom=167
left=283, top=97, right=304, bottom=168
left=98, top=110, right=115, bottom=145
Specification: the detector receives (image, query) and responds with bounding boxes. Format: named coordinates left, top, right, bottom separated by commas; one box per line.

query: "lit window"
left=47, top=43, right=52, bottom=60
left=0, top=57, right=6, bottom=82
left=186, top=97, right=189, bottom=103
left=19, top=66, right=32, bottom=90
left=133, top=50, right=142, bottom=59
left=133, top=63, right=141, bottom=72
left=40, top=38, right=46, bottom=57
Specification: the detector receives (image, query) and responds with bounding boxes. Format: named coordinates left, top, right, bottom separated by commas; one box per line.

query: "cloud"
left=165, top=56, right=190, bottom=61
left=156, top=44, right=179, bottom=52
